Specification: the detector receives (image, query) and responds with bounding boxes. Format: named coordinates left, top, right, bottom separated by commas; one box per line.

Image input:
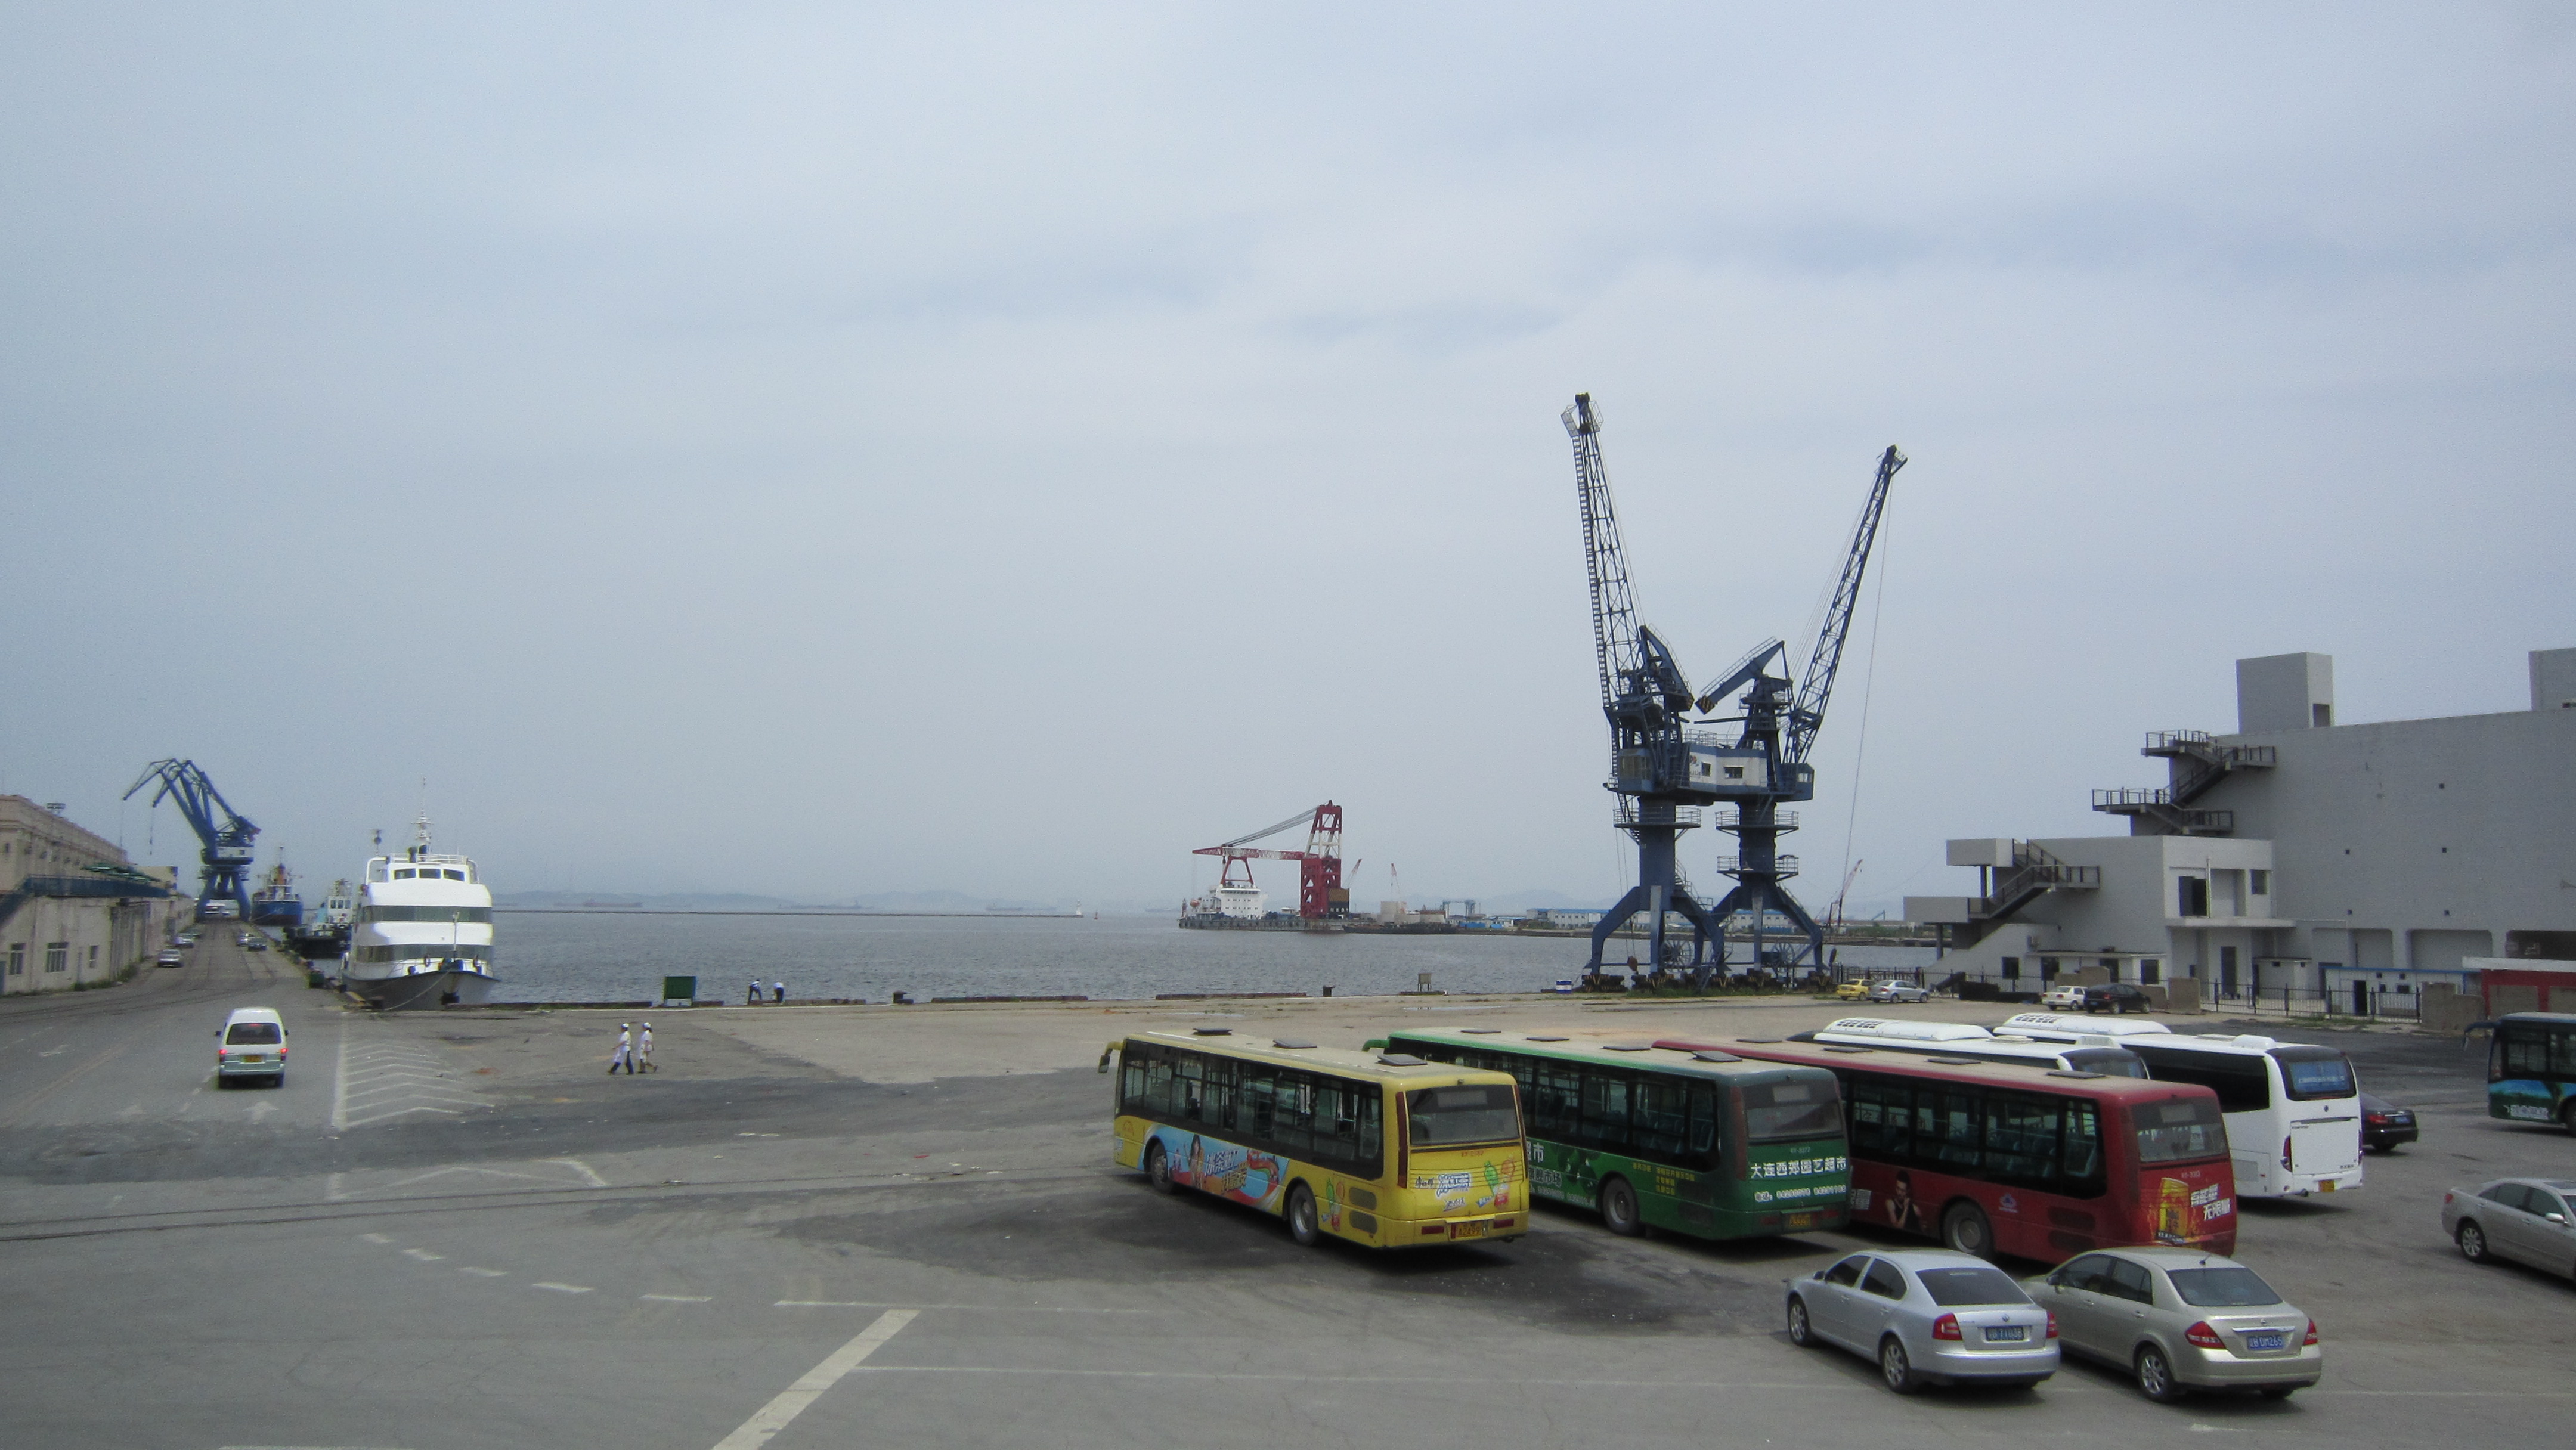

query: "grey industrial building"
left=1, top=795, right=182, bottom=994
left=1907, top=648, right=2576, bottom=1014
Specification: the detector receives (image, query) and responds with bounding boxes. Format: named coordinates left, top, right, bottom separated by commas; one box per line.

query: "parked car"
left=214, top=1007, right=290, bottom=1086
left=1868, top=980, right=1931, bottom=1004
left=2442, top=1178, right=2576, bottom=1280
left=2026, top=1248, right=2320, bottom=1401
left=1785, top=1249, right=2058, bottom=1393
left=154, top=949, right=184, bottom=968
left=174, top=934, right=196, bottom=947
left=2360, top=1092, right=2418, bottom=1153
left=1835, top=980, right=1874, bottom=1001
left=244, top=937, right=268, bottom=953
left=2079, top=983, right=2153, bottom=1015
left=2040, top=984, right=2088, bottom=1009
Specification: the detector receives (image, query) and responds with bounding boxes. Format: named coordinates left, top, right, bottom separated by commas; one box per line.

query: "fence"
left=2199, top=980, right=2422, bottom=1021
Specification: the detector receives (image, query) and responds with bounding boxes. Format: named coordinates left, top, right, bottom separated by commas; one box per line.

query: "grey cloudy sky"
left=5, top=4, right=2571, bottom=913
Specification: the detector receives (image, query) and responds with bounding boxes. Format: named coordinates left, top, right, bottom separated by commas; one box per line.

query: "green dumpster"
left=662, top=975, right=698, bottom=1004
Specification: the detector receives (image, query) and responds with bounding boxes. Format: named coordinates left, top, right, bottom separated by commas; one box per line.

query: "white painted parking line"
left=642, top=1294, right=713, bottom=1302
left=401, top=1248, right=444, bottom=1261
left=772, top=1300, right=1147, bottom=1313
left=459, top=1268, right=508, bottom=1278
left=712, top=1309, right=915, bottom=1450
left=358, top=1233, right=392, bottom=1244
left=531, top=1282, right=593, bottom=1294
left=329, top=1031, right=488, bottom=1130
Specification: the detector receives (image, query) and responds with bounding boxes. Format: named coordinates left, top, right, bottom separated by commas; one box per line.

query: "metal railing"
left=1614, top=803, right=1703, bottom=831
left=1716, top=854, right=1800, bottom=878
left=2144, top=729, right=2213, bottom=751
left=1712, top=808, right=1797, bottom=831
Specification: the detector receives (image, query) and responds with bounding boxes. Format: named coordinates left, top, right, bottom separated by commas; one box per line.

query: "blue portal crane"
left=1563, top=391, right=1903, bottom=981
left=1692, top=443, right=1905, bottom=974
left=123, top=759, right=259, bottom=915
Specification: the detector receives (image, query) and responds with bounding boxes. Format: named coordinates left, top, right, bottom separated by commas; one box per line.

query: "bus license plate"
left=2243, top=1333, right=2286, bottom=1351
left=2319, top=1180, right=2336, bottom=1192
left=1983, top=1326, right=2026, bottom=1343
left=1450, top=1220, right=1487, bottom=1240
left=1785, top=1213, right=1816, bottom=1230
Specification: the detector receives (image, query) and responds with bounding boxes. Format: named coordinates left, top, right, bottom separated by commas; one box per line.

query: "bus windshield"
left=1742, top=1080, right=1841, bottom=1141
left=2270, top=1047, right=2356, bottom=1101
left=2063, top=1048, right=2146, bottom=1079
left=1407, top=1085, right=1521, bottom=1147
left=2134, top=1096, right=2228, bottom=1163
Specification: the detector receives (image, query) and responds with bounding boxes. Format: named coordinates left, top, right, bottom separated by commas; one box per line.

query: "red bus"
left=1653, top=1034, right=2236, bottom=1260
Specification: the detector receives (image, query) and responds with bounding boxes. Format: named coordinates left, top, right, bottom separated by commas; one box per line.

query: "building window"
left=6, top=944, right=20, bottom=976
left=44, top=942, right=69, bottom=973
left=2140, top=958, right=2162, bottom=985
left=2001, top=956, right=2021, bottom=981
left=2249, top=870, right=2270, bottom=896
left=2039, top=958, right=2059, bottom=980
left=2178, top=877, right=2209, bottom=916
left=86, top=945, right=98, bottom=972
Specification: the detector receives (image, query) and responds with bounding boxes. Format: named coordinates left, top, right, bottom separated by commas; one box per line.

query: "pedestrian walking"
left=608, top=1022, right=635, bottom=1075
left=772, top=980, right=786, bottom=1004
left=636, top=1021, right=655, bottom=1073
left=748, top=977, right=761, bottom=1006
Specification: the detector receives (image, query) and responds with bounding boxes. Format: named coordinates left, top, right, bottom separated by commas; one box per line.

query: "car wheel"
left=1785, top=1297, right=1818, bottom=1347
left=1941, top=1200, right=1995, bottom=1259
left=1286, top=1182, right=1321, bottom=1247
left=1145, top=1141, right=1176, bottom=1195
left=1879, top=1336, right=1919, bottom=1395
left=2456, top=1220, right=2489, bottom=1263
left=2135, top=1344, right=2187, bottom=1403
left=1599, top=1176, right=1643, bottom=1237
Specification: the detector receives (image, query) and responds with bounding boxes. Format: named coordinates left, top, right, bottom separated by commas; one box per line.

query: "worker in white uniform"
left=636, top=1022, right=655, bottom=1073
left=608, top=1022, right=634, bottom=1075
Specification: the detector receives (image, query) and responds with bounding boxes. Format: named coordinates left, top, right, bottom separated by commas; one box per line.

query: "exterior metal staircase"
left=1945, top=841, right=2100, bottom=950
left=2092, top=730, right=2275, bottom=835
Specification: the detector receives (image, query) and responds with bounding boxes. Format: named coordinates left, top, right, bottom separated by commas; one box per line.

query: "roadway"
left=1, top=952, right=2569, bottom=1449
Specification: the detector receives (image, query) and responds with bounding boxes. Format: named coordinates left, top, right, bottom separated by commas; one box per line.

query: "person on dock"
left=771, top=980, right=786, bottom=1004
left=608, top=1023, right=635, bottom=1075
left=636, top=1021, right=654, bottom=1073
left=747, top=977, right=760, bottom=1006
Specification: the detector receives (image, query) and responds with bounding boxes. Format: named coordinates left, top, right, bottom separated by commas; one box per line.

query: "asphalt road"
left=2, top=947, right=2569, bottom=1450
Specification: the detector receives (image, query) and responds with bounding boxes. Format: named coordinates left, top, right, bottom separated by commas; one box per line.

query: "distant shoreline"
left=495, top=907, right=1090, bottom=919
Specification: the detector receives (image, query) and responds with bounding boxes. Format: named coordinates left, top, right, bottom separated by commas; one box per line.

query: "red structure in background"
left=1193, top=803, right=1346, bottom=919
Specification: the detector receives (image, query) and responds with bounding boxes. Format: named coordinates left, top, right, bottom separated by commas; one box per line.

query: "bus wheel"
left=1286, top=1182, right=1321, bottom=1247
left=1941, top=1201, right=1994, bottom=1259
left=1599, top=1177, right=1643, bottom=1236
left=1145, top=1141, right=1176, bottom=1195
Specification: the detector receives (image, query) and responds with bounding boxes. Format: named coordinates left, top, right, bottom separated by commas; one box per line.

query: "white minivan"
left=216, top=1008, right=289, bottom=1086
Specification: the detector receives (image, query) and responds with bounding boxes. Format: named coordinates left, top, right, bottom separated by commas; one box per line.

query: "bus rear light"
left=2280, top=1136, right=2293, bottom=1170
left=1421, top=1225, right=1445, bottom=1236
left=2303, top=1319, right=2318, bottom=1346
left=2046, top=1312, right=2059, bottom=1339
left=1493, top=1217, right=1513, bottom=1228
left=2184, top=1321, right=2224, bottom=1349
left=1931, top=1314, right=1962, bottom=1341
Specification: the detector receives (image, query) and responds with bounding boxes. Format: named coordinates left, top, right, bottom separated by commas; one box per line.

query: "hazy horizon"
left=7, top=5, right=2570, bottom=920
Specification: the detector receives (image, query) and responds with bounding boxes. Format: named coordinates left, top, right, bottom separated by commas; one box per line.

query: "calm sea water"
left=490, top=912, right=1937, bottom=1003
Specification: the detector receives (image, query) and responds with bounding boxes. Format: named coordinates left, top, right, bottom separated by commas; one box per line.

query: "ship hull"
left=286, top=927, right=351, bottom=962
left=252, top=901, right=304, bottom=928
left=342, top=966, right=498, bottom=1011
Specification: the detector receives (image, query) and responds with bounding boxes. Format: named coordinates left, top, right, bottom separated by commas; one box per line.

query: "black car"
left=2079, top=983, right=2152, bottom=1014
left=2360, top=1092, right=2417, bottom=1153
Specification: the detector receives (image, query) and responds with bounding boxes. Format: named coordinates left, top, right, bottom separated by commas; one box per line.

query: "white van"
left=216, top=1008, right=289, bottom=1086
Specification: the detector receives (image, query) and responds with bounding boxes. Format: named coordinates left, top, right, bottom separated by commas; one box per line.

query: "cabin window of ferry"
left=443, top=870, right=465, bottom=881
left=394, top=869, right=415, bottom=879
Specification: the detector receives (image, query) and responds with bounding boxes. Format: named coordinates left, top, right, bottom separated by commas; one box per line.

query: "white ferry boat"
left=344, top=817, right=496, bottom=1009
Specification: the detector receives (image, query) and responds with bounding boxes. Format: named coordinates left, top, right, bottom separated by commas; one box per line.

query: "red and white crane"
left=1193, top=803, right=1346, bottom=919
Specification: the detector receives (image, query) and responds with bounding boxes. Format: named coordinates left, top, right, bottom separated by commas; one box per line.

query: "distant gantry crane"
left=1193, top=803, right=1348, bottom=919
left=1563, top=392, right=1903, bottom=980
left=123, top=758, right=259, bottom=916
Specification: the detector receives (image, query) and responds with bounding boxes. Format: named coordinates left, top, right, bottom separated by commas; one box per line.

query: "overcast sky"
left=4, top=4, right=2570, bottom=913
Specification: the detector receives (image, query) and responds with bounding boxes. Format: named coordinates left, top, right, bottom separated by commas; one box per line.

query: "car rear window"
left=1741, top=1079, right=1843, bottom=1142
left=225, top=1023, right=282, bottom=1045
left=1916, top=1266, right=2030, bottom=1307
left=2166, top=1266, right=2283, bottom=1307
left=1405, top=1085, right=1521, bottom=1147
left=2134, top=1096, right=2227, bottom=1164
left=2270, top=1046, right=2356, bottom=1101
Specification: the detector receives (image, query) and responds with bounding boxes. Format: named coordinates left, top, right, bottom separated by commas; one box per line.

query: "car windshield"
left=2166, top=1266, right=2283, bottom=1307
left=1741, top=1079, right=1843, bottom=1141
left=2134, top=1096, right=2228, bottom=1163
left=225, top=1023, right=282, bottom=1045
left=2270, top=1047, right=2356, bottom=1100
left=1405, top=1085, right=1521, bottom=1147
left=1916, top=1266, right=2031, bottom=1307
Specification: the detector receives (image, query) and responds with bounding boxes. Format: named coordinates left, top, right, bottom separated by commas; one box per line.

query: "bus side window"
left=1578, top=1067, right=1633, bottom=1155
left=1926, top=1089, right=1981, bottom=1172
left=1176, top=1054, right=1206, bottom=1122
left=1981, top=1092, right=2060, bottom=1187
left=1634, top=1079, right=1688, bottom=1160
left=1243, top=1070, right=1277, bottom=1139
left=2060, top=1101, right=2104, bottom=1192
left=1847, top=1075, right=1914, bottom=1163
left=2553, top=1027, right=2576, bottom=1078
left=1686, top=1085, right=1719, bottom=1170
left=1529, top=1061, right=1583, bottom=1143
left=1120, top=1045, right=1159, bottom=1114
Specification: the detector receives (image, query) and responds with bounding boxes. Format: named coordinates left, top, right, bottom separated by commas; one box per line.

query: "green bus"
left=1374, top=1028, right=1851, bottom=1240
left=2488, top=1012, right=2576, bottom=1133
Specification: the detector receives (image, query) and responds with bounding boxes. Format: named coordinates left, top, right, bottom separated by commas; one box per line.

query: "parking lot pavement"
left=2, top=990, right=2570, bottom=1448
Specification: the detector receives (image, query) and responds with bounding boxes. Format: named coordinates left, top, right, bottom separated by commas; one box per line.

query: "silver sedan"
left=2024, top=1248, right=2321, bottom=1401
left=2442, top=1177, right=2576, bottom=1279
left=1785, top=1248, right=2058, bottom=1393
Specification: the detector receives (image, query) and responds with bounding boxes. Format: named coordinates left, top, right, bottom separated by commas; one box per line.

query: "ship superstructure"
left=286, top=878, right=357, bottom=962
left=343, top=816, right=496, bottom=1009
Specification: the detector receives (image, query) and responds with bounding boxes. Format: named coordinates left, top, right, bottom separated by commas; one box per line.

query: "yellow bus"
left=1104, top=1027, right=1530, bottom=1248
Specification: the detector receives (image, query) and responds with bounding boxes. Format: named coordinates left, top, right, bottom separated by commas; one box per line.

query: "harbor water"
left=491, top=912, right=1939, bottom=1003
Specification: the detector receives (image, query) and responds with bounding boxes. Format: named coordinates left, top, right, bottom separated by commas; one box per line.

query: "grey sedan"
left=2442, top=1177, right=2576, bottom=1280
left=2026, top=1248, right=2320, bottom=1401
left=1786, top=1248, right=2058, bottom=1393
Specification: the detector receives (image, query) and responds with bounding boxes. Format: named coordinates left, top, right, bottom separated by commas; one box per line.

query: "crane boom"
left=1566, top=392, right=1642, bottom=711
left=122, top=758, right=259, bottom=913
left=1784, top=445, right=1905, bottom=764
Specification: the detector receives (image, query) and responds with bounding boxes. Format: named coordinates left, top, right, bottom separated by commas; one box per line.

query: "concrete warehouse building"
left=1906, top=647, right=2576, bottom=1013
left=1, top=795, right=181, bottom=994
